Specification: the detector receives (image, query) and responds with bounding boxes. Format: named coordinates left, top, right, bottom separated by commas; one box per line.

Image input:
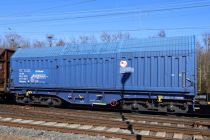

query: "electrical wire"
left=1, top=0, right=209, bottom=19
left=0, top=3, right=210, bottom=26
left=3, top=0, right=96, bottom=17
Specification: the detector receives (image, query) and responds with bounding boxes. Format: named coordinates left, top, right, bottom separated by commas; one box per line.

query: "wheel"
left=51, top=97, right=62, bottom=106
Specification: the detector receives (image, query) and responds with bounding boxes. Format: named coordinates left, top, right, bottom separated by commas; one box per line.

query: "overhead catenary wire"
left=0, top=2, right=210, bottom=26
left=2, top=0, right=96, bottom=18
left=1, top=0, right=209, bottom=19
left=0, top=0, right=209, bottom=39
left=0, top=9, right=203, bottom=29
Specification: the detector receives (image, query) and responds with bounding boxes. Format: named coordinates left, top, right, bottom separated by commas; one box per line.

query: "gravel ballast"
left=0, top=125, right=119, bottom=140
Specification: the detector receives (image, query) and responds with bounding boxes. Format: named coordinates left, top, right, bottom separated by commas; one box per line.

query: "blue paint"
left=10, top=36, right=197, bottom=104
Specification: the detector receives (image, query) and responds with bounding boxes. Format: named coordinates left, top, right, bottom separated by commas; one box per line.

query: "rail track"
left=0, top=104, right=209, bottom=140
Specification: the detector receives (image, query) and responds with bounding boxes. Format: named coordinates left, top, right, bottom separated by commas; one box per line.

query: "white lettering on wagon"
left=19, top=69, right=31, bottom=83
left=30, top=70, right=48, bottom=84
left=18, top=69, right=48, bottom=84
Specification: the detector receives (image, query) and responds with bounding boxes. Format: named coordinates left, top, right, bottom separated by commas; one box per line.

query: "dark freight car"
left=0, top=48, right=14, bottom=94
left=10, top=36, right=196, bottom=113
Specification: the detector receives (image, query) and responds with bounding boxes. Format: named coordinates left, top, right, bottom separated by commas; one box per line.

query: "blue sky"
left=0, top=0, right=210, bottom=41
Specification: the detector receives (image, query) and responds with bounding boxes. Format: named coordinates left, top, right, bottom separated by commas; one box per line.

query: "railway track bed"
left=0, top=104, right=209, bottom=140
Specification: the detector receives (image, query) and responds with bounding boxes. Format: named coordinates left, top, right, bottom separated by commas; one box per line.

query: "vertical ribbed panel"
left=10, top=36, right=196, bottom=95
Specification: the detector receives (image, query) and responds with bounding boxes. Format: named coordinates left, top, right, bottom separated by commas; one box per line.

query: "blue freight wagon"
left=10, top=36, right=196, bottom=113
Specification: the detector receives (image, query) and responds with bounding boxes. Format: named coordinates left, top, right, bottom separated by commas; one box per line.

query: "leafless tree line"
left=197, top=33, right=210, bottom=93
left=0, top=32, right=132, bottom=49
left=0, top=30, right=167, bottom=49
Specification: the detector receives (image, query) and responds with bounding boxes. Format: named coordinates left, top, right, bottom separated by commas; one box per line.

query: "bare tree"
left=79, top=35, right=89, bottom=44
left=0, top=36, right=3, bottom=48
left=203, top=33, right=210, bottom=50
left=88, top=35, right=97, bottom=44
left=197, top=34, right=210, bottom=93
left=100, top=32, right=112, bottom=43
left=65, top=37, right=79, bottom=46
left=101, top=32, right=131, bottom=43
left=32, top=40, right=45, bottom=48
left=20, top=40, right=31, bottom=48
left=68, top=38, right=78, bottom=45
left=5, top=33, right=22, bottom=48
left=56, top=39, right=65, bottom=46
left=78, top=35, right=97, bottom=44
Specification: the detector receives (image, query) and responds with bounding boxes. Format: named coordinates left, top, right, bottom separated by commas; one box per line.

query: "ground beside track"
left=0, top=125, right=112, bottom=140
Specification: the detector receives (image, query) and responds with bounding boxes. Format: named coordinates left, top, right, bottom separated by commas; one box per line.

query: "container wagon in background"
left=0, top=48, right=14, bottom=96
left=9, top=36, right=197, bottom=113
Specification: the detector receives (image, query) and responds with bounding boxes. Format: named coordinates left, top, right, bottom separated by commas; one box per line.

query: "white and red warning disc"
left=120, top=60, right=128, bottom=68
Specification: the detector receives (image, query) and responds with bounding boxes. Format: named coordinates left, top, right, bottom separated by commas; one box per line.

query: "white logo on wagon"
left=120, top=60, right=128, bottom=68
